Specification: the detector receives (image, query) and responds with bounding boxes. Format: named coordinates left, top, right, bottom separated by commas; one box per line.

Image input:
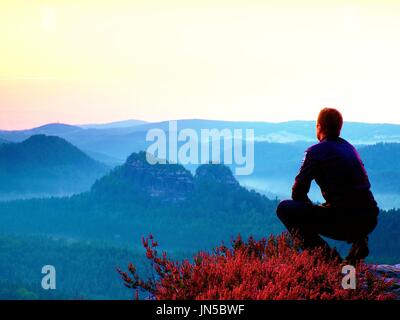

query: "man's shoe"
left=345, top=237, right=369, bottom=265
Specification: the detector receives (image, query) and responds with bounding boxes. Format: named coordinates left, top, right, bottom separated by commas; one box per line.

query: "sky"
left=1, top=0, right=400, bottom=129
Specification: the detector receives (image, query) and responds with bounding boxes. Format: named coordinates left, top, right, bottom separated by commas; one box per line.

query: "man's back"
left=292, top=136, right=376, bottom=208
left=278, top=108, right=378, bottom=262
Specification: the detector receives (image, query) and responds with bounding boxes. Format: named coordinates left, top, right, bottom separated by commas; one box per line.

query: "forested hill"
left=0, top=134, right=109, bottom=196
left=0, top=151, right=279, bottom=249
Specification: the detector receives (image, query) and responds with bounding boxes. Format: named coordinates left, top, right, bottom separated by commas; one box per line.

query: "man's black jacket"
left=292, top=136, right=377, bottom=209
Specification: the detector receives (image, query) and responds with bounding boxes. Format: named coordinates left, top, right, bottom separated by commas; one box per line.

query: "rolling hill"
left=0, top=135, right=109, bottom=198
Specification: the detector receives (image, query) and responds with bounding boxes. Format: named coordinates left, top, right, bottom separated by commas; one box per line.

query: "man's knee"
left=276, top=199, right=293, bottom=220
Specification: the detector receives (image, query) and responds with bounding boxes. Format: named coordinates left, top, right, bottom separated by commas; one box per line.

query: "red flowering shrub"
left=117, top=233, right=395, bottom=300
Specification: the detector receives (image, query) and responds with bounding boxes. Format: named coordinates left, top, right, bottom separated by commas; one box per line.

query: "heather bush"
left=118, top=233, right=395, bottom=300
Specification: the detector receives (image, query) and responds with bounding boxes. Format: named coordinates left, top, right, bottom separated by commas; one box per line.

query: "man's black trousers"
left=276, top=200, right=378, bottom=249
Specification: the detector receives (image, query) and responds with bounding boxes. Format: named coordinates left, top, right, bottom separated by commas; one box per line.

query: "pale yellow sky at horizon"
left=1, top=0, right=400, bottom=129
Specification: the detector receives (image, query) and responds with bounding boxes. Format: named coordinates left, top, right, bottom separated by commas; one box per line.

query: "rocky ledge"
left=373, top=264, right=400, bottom=298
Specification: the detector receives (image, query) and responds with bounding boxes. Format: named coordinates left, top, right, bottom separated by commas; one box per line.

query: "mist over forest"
left=1, top=119, right=399, bottom=299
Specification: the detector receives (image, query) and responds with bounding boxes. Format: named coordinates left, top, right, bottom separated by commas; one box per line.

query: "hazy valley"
left=0, top=119, right=399, bottom=299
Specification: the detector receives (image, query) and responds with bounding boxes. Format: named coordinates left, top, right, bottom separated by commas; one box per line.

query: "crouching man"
left=277, top=108, right=379, bottom=264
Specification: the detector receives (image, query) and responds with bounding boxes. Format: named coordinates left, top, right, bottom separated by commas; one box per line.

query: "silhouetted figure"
left=276, top=108, right=379, bottom=264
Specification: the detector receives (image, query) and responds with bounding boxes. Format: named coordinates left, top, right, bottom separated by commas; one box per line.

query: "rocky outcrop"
left=93, top=152, right=244, bottom=204
left=195, top=163, right=240, bottom=188
left=373, top=264, right=400, bottom=299
left=124, top=152, right=195, bottom=203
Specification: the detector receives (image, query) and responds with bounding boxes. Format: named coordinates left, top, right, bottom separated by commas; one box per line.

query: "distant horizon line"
left=2, top=117, right=400, bottom=132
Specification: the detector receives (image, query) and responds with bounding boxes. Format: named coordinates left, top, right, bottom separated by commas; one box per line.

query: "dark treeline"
left=0, top=234, right=158, bottom=300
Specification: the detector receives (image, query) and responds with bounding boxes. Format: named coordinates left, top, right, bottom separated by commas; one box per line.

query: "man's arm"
left=292, top=149, right=317, bottom=203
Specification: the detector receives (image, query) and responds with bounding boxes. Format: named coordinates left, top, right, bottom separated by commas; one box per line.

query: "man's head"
left=316, top=108, right=343, bottom=141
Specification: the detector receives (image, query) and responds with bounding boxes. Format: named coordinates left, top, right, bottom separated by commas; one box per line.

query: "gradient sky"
left=1, top=0, right=400, bottom=129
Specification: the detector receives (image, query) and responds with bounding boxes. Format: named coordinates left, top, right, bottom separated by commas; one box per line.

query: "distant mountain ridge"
left=0, top=123, right=82, bottom=135
left=78, top=119, right=148, bottom=129
left=2, top=119, right=400, bottom=162
left=0, top=123, right=83, bottom=143
left=0, top=135, right=109, bottom=197
left=115, top=119, right=400, bottom=144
